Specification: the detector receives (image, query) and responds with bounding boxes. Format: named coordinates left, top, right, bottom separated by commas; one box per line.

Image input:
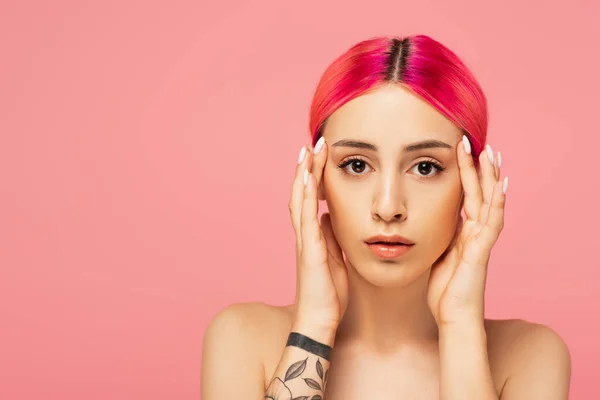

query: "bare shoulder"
left=201, top=302, right=294, bottom=397
left=484, top=318, right=571, bottom=366
left=203, top=301, right=293, bottom=354
left=204, top=301, right=291, bottom=331
left=484, top=318, right=572, bottom=399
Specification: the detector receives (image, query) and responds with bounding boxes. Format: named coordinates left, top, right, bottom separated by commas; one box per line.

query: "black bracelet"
left=286, top=332, right=333, bottom=361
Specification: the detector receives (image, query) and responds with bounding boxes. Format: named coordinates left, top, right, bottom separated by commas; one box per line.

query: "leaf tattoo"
left=304, top=378, right=322, bottom=391
left=316, top=359, right=323, bottom=379
left=285, top=358, right=308, bottom=381
left=266, top=356, right=327, bottom=399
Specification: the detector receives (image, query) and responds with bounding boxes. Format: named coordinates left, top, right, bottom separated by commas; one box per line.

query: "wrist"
left=439, top=318, right=487, bottom=340
left=291, top=318, right=338, bottom=346
left=438, top=307, right=484, bottom=328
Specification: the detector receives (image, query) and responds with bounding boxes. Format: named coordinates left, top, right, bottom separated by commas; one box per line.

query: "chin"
left=347, top=253, right=431, bottom=288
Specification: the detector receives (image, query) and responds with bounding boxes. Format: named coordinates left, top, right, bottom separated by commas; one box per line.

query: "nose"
left=371, top=173, right=407, bottom=223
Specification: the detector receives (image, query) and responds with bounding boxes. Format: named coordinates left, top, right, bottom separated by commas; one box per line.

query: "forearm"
left=438, top=320, right=498, bottom=400
left=265, top=320, right=336, bottom=399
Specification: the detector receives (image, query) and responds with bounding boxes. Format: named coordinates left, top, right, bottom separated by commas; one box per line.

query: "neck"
left=336, top=263, right=438, bottom=352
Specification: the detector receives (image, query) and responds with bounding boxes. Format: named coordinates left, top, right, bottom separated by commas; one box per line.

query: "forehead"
left=323, top=84, right=462, bottom=147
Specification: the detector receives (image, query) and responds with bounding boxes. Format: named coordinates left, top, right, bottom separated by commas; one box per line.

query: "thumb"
left=434, top=215, right=463, bottom=266
left=449, top=215, right=464, bottom=250
left=320, top=213, right=344, bottom=266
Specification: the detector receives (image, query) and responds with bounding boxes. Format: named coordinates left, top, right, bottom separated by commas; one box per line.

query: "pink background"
left=1, top=1, right=598, bottom=398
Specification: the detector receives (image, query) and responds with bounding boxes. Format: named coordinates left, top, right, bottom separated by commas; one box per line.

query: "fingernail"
left=462, top=135, right=471, bottom=154
left=303, top=169, right=309, bottom=185
left=503, top=176, right=509, bottom=194
left=297, top=146, right=306, bottom=164
left=486, top=144, right=494, bottom=164
left=314, top=137, right=325, bottom=154
left=497, top=151, right=502, bottom=168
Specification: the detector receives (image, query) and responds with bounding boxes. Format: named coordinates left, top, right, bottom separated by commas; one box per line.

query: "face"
left=320, top=83, right=464, bottom=288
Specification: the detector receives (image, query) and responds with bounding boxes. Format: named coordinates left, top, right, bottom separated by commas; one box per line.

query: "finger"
left=478, top=144, right=499, bottom=225
left=449, top=214, right=464, bottom=250
left=300, top=169, right=322, bottom=255
left=436, top=215, right=463, bottom=264
left=477, top=177, right=507, bottom=255
left=320, top=213, right=344, bottom=265
left=457, top=135, right=482, bottom=221
left=311, top=136, right=328, bottom=194
left=496, top=150, right=502, bottom=178
left=289, top=146, right=312, bottom=251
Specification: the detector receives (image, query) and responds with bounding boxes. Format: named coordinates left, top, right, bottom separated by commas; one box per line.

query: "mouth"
left=364, top=235, right=415, bottom=246
left=364, top=241, right=415, bottom=259
left=368, top=241, right=411, bottom=245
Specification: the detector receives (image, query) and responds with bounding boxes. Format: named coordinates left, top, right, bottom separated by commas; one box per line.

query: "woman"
left=201, top=35, right=571, bottom=399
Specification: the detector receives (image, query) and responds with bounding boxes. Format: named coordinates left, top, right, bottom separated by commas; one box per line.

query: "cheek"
left=323, top=169, right=372, bottom=213
left=322, top=171, right=366, bottom=245
left=408, top=171, right=459, bottom=211
left=414, top=185, right=462, bottom=245
left=323, top=172, right=350, bottom=222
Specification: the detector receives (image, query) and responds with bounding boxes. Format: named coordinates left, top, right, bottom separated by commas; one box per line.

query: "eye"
left=337, top=157, right=372, bottom=176
left=410, top=159, right=445, bottom=178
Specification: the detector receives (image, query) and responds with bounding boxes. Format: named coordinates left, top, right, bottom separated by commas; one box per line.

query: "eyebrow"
left=331, top=139, right=453, bottom=152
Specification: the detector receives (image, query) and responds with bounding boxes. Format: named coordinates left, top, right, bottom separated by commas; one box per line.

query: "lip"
left=365, top=242, right=414, bottom=259
left=365, top=234, right=415, bottom=246
left=364, top=234, right=415, bottom=259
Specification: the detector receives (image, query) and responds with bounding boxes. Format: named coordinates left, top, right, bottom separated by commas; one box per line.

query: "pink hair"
left=309, top=35, right=488, bottom=163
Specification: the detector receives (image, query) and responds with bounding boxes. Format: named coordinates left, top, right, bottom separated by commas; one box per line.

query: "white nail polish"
left=462, top=135, right=471, bottom=154
left=314, top=137, right=325, bottom=154
left=298, top=146, right=306, bottom=164
left=497, top=151, right=502, bottom=168
left=503, top=176, right=509, bottom=194
left=486, top=144, right=494, bottom=164
left=303, top=169, right=309, bottom=185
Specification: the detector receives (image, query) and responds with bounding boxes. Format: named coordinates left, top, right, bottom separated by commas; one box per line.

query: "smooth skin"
left=201, top=84, right=571, bottom=399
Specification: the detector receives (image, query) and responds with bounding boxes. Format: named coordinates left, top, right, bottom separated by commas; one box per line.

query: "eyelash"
left=337, top=157, right=446, bottom=178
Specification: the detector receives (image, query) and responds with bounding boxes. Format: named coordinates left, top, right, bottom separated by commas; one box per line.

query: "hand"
left=289, top=137, right=349, bottom=332
left=427, top=136, right=508, bottom=326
